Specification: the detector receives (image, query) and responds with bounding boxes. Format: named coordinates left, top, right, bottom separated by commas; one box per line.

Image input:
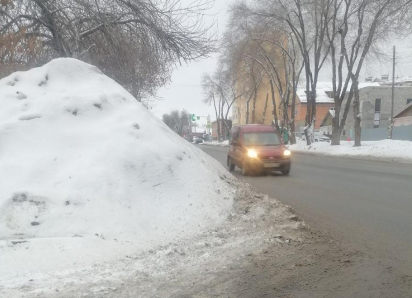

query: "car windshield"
left=243, top=132, right=281, bottom=146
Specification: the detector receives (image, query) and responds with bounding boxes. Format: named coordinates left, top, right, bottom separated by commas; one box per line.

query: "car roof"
left=235, top=125, right=276, bottom=133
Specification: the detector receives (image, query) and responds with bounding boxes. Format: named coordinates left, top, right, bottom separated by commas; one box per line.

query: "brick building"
left=211, top=120, right=232, bottom=140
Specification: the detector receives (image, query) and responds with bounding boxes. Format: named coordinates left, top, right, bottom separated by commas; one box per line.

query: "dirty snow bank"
left=0, top=58, right=235, bottom=290
left=4, top=180, right=308, bottom=298
left=289, top=139, right=412, bottom=162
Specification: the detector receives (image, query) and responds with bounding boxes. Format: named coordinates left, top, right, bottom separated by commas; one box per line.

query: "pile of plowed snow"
left=0, top=58, right=234, bottom=282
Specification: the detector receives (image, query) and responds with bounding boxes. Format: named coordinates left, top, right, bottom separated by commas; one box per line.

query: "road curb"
left=199, top=144, right=229, bottom=148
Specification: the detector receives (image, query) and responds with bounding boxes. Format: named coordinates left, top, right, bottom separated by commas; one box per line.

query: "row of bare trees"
left=1, top=0, right=215, bottom=107
left=204, top=0, right=412, bottom=146
left=162, top=110, right=191, bottom=137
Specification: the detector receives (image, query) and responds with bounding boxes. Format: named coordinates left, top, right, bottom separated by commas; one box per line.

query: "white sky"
left=152, top=0, right=232, bottom=126
left=152, top=0, right=412, bottom=124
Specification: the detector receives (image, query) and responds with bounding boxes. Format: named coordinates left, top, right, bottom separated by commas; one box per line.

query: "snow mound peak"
left=0, top=58, right=234, bottom=263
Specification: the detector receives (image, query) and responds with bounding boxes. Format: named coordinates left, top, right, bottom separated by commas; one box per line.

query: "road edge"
left=291, top=150, right=412, bottom=164
left=200, top=144, right=412, bottom=164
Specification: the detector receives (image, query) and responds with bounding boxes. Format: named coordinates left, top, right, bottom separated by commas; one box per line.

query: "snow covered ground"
left=289, top=139, right=412, bottom=162
left=201, top=140, right=230, bottom=147
left=2, top=180, right=308, bottom=298
left=0, top=59, right=236, bottom=295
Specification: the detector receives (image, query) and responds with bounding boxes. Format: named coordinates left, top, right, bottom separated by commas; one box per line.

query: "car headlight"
left=283, top=149, right=291, bottom=157
left=247, top=149, right=258, bottom=158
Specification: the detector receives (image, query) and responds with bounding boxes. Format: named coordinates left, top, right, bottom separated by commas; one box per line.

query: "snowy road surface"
left=199, top=144, right=412, bottom=292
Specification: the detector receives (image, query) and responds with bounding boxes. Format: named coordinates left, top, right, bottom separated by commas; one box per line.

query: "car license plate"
left=264, top=162, right=280, bottom=168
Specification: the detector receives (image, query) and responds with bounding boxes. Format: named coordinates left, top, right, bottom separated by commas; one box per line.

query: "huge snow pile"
left=289, top=139, right=412, bottom=162
left=0, top=59, right=234, bottom=284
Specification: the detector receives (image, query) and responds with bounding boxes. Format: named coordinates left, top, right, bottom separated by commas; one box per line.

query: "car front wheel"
left=282, top=168, right=290, bottom=176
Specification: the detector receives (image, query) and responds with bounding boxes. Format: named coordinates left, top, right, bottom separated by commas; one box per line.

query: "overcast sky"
left=152, top=0, right=412, bottom=124
left=152, top=0, right=231, bottom=126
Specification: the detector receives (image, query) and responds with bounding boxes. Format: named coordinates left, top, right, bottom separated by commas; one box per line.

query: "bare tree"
left=251, top=30, right=303, bottom=144
left=218, top=17, right=264, bottom=126
left=326, top=0, right=412, bottom=146
left=162, top=110, right=191, bottom=136
left=202, top=63, right=244, bottom=141
left=225, top=8, right=303, bottom=143
left=239, top=60, right=264, bottom=125
left=1, top=0, right=215, bottom=101
left=202, top=73, right=223, bottom=141
left=235, top=0, right=333, bottom=145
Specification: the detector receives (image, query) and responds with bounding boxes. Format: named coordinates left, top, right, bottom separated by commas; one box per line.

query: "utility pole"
left=388, top=46, right=395, bottom=139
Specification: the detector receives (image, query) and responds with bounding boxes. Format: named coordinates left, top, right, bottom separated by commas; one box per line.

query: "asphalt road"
left=198, top=144, right=412, bottom=280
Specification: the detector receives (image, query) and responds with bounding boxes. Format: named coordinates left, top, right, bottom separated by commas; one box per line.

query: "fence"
left=358, top=125, right=412, bottom=141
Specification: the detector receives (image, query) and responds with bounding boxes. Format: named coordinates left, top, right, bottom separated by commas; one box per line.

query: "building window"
left=407, top=99, right=412, bottom=105
left=374, top=98, right=381, bottom=128
left=294, top=109, right=298, bottom=117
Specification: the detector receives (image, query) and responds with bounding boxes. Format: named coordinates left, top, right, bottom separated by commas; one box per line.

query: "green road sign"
left=197, top=116, right=200, bottom=120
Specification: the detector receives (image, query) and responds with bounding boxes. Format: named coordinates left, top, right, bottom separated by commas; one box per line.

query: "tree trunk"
left=289, top=126, right=296, bottom=144
left=331, top=105, right=341, bottom=145
left=245, top=89, right=255, bottom=125
left=310, top=86, right=317, bottom=144
left=220, top=99, right=225, bottom=141
left=303, top=100, right=313, bottom=145
left=289, top=84, right=298, bottom=145
left=246, top=99, right=250, bottom=124
left=283, top=96, right=290, bottom=137
left=261, top=93, right=269, bottom=124
left=339, top=86, right=354, bottom=135
left=222, top=118, right=232, bottom=140
left=252, top=87, right=258, bottom=124
left=212, top=95, right=221, bottom=142
left=216, top=120, right=221, bottom=142
left=269, top=79, right=280, bottom=132
left=353, top=80, right=361, bottom=147
left=331, top=126, right=340, bottom=145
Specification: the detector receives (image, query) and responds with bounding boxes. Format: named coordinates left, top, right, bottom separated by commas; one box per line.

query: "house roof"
left=373, top=76, right=412, bottom=85
left=296, top=81, right=380, bottom=103
left=394, top=101, right=412, bottom=118
left=320, top=109, right=336, bottom=127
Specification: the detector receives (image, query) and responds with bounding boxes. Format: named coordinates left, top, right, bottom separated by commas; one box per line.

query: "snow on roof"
left=0, top=58, right=234, bottom=278
left=296, top=82, right=334, bottom=103
left=297, top=81, right=380, bottom=103
left=395, top=76, right=412, bottom=83
left=372, top=76, right=412, bottom=84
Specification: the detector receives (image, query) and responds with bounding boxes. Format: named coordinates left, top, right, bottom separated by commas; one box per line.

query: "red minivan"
left=227, top=125, right=291, bottom=175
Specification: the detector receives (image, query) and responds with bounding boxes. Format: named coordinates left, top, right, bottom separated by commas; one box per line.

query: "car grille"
left=259, top=155, right=284, bottom=161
